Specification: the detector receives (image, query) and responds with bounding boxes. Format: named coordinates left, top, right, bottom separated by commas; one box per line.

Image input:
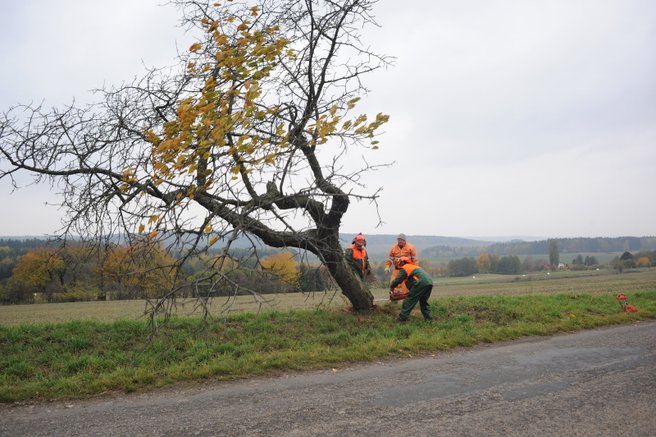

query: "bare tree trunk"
left=328, top=259, right=374, bottom=311
left=318, top=240, right=374, bottom=311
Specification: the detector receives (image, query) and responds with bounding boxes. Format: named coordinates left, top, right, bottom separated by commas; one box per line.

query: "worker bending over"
left=389, top=256, right=433, bottom=322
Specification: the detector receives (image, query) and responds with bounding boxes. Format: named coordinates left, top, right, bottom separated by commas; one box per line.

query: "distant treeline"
left=0, top=238, right=331, bottom=304
left=421, top=236, right=656, bottom=259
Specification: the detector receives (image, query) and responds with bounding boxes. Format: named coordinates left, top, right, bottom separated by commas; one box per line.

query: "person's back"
left=398, top=262, right=432, bottom=288
left=390, top=257, right=434, bottom=322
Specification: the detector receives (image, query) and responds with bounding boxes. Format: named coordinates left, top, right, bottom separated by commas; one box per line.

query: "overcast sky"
left=1, top=0, right=655, bottom=239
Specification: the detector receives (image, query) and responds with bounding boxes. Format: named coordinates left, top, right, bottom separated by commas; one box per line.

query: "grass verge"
left=1, top=290, right=655, bottom=403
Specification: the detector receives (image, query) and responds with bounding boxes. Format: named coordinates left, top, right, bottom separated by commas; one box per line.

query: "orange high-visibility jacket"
left=385, top=243, right=418, bottom=268
left=390, top=262, right=433, bottom=290
left=345, top=245, right=370, bottom=278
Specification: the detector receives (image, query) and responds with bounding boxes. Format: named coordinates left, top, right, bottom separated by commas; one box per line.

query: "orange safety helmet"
left=353, top=233, right=366, bottom=245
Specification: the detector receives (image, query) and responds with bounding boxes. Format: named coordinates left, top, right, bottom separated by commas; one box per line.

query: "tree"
left=619, top=251, right=634, bottom=261
left=0, top=1, right=390, bottom=312
left=496, top=255, right=521, bottom=275
left=584, top=255, right=598, bottom=267
left=447, top=257, right=477, bottom=277
left=634, top=250, right=654, bottom=267
left=636, top=256, right=651, bottom=267
left=98, top=242, right=178, bottom=299
left=548, top=239, right=559, bottom=268
left=10, top=248, right=66, bottom=302
left=298, top=262, right=328, bottom=292
left=261, top=252, right=299, bottom=287
left=619, top=251, right=635, bottom=270
left=477, top=253, right=492, bottom=273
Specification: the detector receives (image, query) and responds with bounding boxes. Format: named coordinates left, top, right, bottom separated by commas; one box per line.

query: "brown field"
left=1, top=268, right=654, bottom=326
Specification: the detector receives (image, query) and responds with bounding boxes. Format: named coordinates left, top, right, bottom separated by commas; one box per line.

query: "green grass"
left=1, top=287, right=655, bottom=403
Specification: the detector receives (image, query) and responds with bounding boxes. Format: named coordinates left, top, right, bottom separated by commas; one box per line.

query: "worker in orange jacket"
left=384, top=233, right=417, bottom=297
left=390, top=256, right=433, bottom=322
left=344, top=233, right=371, bottom=279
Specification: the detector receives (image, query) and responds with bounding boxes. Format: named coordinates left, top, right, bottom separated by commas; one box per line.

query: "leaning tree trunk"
left=317, top=239, right=374, bottom=311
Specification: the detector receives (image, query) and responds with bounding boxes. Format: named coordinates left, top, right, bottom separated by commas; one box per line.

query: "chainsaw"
left=388, top=288, right=408, bottom=302
left=383, top=256, right=409, bottom=301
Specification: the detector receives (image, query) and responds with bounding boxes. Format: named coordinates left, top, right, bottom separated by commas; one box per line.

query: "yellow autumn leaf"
left=208, top=236, right=219, bottom=246
left=189, top=42, right=203, bottom=53
left=347, top=97, right=361, bottom=109
left=354, top=114, right=367, bottom=126
left=138, top=224, right=145, bottom=234
left=144, top=130, right=160, bottom=144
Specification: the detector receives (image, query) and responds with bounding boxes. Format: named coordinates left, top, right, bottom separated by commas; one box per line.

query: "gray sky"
left=1, top=0, right=655, bottom=239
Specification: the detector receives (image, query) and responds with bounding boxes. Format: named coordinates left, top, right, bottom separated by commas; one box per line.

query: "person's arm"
left=385, top=247, right=397, bottom=272
left=384, top=247, right=395, bottom=269
left=390, top=268, right=408, bottom=289
left=344, top=248, right=356, bottom=269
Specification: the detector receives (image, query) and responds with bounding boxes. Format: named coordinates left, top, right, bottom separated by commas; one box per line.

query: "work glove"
left=384, top=266, right=391, bottom=273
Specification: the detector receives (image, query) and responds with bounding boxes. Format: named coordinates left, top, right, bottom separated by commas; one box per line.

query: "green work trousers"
left=398, top=283, right=433, bottom=321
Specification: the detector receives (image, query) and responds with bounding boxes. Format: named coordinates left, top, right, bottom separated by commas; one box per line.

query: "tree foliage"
left=447, top=257, right=477, bottom=277
left=260, top=252, right=299, bottom=286
left=10, top=248, right=66, bottom=302
left=495, top=255, right=521, bottom=275
left=2, top=240, right=296, bottom=303
left=476, top=253, right=493, bottom=273
left=0, top=0, right=390, bottom=312
left=98, top=242, right=178, bottom=299
left=548, top=239, right=559, bottom=267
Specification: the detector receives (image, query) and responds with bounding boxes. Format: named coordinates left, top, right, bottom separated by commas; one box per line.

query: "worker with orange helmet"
left=345, top=233, right=371, bottom=279
left=390, top=256, right=433, bottom=322
left=384, top=233, right=418, bottom=296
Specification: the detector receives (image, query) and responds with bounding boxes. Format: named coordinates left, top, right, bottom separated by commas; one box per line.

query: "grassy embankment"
left=1, top=268, right=655, bottom=403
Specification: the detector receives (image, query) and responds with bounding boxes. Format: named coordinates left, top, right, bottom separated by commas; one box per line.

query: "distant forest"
left=2, top=235, right=655, bottom=262
left=420, top=236, right=656, bottom=259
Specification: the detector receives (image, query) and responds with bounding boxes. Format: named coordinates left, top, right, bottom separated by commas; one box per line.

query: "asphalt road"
left=2, top=321, right=655, bottom=437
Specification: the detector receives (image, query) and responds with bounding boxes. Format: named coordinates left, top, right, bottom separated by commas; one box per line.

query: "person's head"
left=398, top=256, right=411, bottom=266
left=397, top=233, right=406, bottom=247
left=353, top=233, right=366, bottom=248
